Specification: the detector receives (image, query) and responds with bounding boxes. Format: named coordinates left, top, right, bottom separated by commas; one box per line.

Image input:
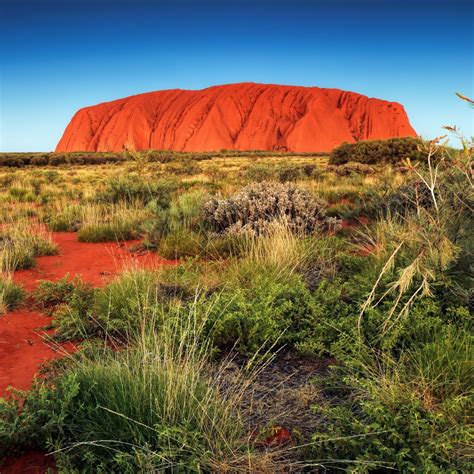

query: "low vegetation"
left=0, top=118, right=472, bottom=472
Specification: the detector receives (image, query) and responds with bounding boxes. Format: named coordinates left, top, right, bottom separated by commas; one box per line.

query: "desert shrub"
left=0, top=156, right=25, bottom=167
left=244, top=163, right=315, bottom=183
left=142, top=190, right=207, bottom=248
left=243, top=163, right=276, bottom=182
left=224, top=221, right=344, bottom=290
left=164, top=159, right=202, bottom=176
left=42, top=270, right=191, bottom=340
left=30, top=155, right=49, bottom=166
left=329, top=137, right=424, bottom=165
left=44, top=204, right=83, bottom=232
left=204, top=273, right=316, bottom=355
left=384, top=168, right=472, bottom=222
left=275, top=164, right=305, bottom=182
left=311, top=328, right=473, bottom=472
left=91, top=270, right=162, bottom=338
left=203, top=182, right=337, bottom=235
left=34, top=276, right=94, bottom=314
left=47, top=154, right=68, bottom=166
left=383, top=179, right=434, bottom=215
left=8, top=186, right=33, bottom=202
left=33, top=277, right=96, bottom=339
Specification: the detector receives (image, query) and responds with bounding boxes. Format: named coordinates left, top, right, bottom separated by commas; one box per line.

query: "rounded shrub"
left=203, top=182, right=338, bottom=235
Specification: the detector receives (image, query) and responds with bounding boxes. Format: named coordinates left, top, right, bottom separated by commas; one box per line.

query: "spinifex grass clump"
left=203, top=182, right=338, bottom=235
left=77, top=205, right=146, bottom=242
left=96, top=174, right=179, bottom=206
left=0, top=251, right=25, bottom=315
left=0, top=220, right=58, bottom=270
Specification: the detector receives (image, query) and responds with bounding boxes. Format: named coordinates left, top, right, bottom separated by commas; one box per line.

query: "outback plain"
left=0, top=116, right=472, bottom=472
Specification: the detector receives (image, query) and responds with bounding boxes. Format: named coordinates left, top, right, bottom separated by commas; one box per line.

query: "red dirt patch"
left=1, top=450, right=56, bottom=473
left=0, top=309, right=75, bottom=397
left=14, top=232, right=172, bottom=291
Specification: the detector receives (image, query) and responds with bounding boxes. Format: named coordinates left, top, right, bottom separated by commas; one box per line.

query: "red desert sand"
left=56, top=82, right=417, bottom=153
left=1, top=233, right=175, bottom=473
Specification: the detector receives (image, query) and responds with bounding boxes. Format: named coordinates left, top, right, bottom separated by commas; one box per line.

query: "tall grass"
left=227, top=220, right=342, bottom=288
left=0, top=248, right=25, bottom=315
left=0, top=219, right=58, bottom=270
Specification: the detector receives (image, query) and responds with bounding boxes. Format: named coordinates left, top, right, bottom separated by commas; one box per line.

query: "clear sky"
left=1, top=0, right=472, bottom=151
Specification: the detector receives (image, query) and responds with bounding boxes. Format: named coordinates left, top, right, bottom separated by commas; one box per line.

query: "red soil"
left=1, top=233, right=175, bottom=472
left=56, top=82, right=417, bottom=153
left=0, top=309, right=75, bottom=397
left=14, top=232, right=170, bottom=291
left=1, top=450, right=57, bottom=474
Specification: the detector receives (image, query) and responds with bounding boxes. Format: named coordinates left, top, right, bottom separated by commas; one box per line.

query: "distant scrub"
left=0, top=153, right=126, bottom=168
left=329, top=137, right=424, bottom=165
left=243, top=162, right=318, bottom=182
left=0, top=149, right=327, bottom=168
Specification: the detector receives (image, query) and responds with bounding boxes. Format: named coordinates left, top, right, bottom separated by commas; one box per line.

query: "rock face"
left=56, top=83, right=417, bottom=153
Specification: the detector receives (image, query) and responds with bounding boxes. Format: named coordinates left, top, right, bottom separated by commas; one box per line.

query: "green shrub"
left=164, top=159, right=202, bottom=176
left=203, top=182, right=337, bottom=235
left=243, top=163, right=276, bottom=182
left=329, top=137, right=424, bottom=165
left=91, top=270, right=162, bottom=338
left=157, top=229, right=205, bottom=259
left=33, top=276, right=96, bottom=339
left=0, top=224, right=58, bottom=270
left=330, top=162, right=375, bottom=176
left=204, top=273, right=316, bottom=355
left=311, top=328, right=473, bottom=472
left=142, top=190, right=207, bottom=249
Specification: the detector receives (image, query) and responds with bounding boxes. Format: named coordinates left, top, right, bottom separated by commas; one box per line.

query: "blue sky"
left=1, top=0, right=472, bottom=151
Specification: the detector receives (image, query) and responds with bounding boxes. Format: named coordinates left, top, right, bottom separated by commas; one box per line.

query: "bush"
left=34, top=276, right=94, bottom=311
left=203, top=182, right=337, bottom=235
left=0, top=224, right=58, bottom=270
left=329, top=137, right=424, bottom=165
left=330, top=162, right=375, bottom=176
left=33, top=277, right=96, bottom=339
left=91, top=270, right=162, bottom=338
left=243, top=163, right=275, bottom=182
left=204, top=273, right=317, bottom=355
left=157, top=229, right=205, bottom=259
left=142, top=190, right=207, bottom=249
left=311, top=328, right=473, bottom=472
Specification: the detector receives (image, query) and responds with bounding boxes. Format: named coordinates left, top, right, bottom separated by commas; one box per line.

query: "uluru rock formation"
left=56, top=83, right=417, bottom=153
